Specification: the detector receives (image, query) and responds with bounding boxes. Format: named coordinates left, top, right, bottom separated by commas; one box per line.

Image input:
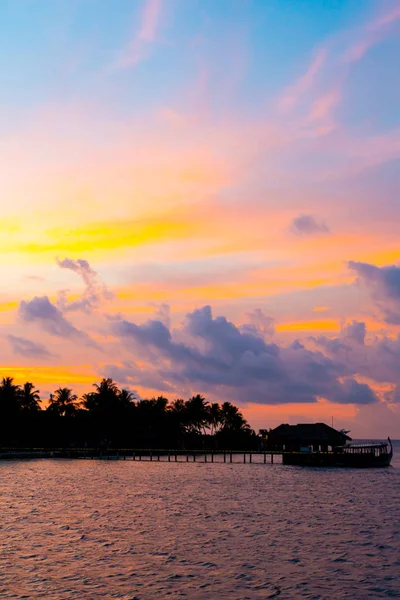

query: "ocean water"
left=1, top=443, right=399, bottom=599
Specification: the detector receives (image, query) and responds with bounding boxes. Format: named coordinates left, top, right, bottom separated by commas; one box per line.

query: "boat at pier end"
left=282, top=438, right=393, bottom=468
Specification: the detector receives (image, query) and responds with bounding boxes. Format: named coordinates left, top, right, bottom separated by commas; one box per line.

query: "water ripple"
left=0, top=450, right=399, bottom=599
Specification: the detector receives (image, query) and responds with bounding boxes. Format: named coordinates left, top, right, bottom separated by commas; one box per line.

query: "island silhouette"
left=0, top=376, right=257, bottom=450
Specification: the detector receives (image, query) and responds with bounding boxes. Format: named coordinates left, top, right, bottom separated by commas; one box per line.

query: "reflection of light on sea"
left=1, top=458, right=399, bottom=598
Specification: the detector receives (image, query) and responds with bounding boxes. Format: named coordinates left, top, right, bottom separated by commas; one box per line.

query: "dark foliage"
left=0, top=377, right=257, bottom=449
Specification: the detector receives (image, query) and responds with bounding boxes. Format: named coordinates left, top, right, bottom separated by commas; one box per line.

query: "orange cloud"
left=0, top=301, right=18, bottom=312
left=276, top=319, right=340, bottom=333
left=0, top=366, right=96, bottom=388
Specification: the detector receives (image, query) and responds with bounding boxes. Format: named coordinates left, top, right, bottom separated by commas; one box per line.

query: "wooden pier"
left=0, top=448, right=282, bottom=464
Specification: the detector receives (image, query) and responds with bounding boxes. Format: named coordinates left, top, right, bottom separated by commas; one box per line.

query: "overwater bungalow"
left=266, top=423, right=351, bottom=452
left=267, top=422, right=392, bottom=468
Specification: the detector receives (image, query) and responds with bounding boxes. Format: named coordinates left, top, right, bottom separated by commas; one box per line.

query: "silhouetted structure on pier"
left=266, top=423, right=351, bottom=452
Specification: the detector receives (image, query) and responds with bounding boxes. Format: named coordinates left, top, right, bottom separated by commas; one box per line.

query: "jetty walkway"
left=0, top=448, right=283, bottom=463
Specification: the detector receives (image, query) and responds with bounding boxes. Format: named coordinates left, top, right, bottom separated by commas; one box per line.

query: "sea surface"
left=1, top=442, right=400, bottom=600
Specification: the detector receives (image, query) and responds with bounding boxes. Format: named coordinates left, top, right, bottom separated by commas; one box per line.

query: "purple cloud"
left=110, top=305, right=377, bottom=405
left=241, top=308, right=275, bottom=337
left=57, top=258, right=96, bottom=283
left=56, top=257, right=113, bottom=313
left=332, top=378, right=378, bottom=405
left=18, top=296, right=99, bottom=349
left=342, top=320, right=366, bottom=345
left=349, top=260, right=400, bottom=323
left=290, top=214, right=330, bottom=236
left=101, top=361, right=174, bottom=393
left=6, top=335, right=52, bottom=359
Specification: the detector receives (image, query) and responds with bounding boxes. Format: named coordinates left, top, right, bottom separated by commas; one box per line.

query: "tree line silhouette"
left=0, top=377, right=258, bottom=449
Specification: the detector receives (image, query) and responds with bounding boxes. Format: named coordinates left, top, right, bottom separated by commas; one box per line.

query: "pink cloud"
left=369, top=4, right=400, bottom=31
left=279, top=2, right=400, bottom=120
left=344, top=3, right=400, bottom=63
left=308, top=90, right=340, bottom=122
left=114, top=0, right=163, bottom=69
left=343, top=40, right=372, bottom=63
left=279, top=48, right=327, bottom=110
left=138, top=0, right=162, bottom=41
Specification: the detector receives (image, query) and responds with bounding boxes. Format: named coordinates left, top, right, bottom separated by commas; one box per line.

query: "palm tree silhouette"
left=94, top=378, right=119, bottom=397
left=208, top=402, right=222, bottom=435
left=0, top=377, right=22, bottom=415
left=47, top=388, right=79, bottom=417
left=19, top=382, right=41, bottom=412
left=186, top=394, right=209, bottom=435
left=169, top=398, right=189, bottom=434
left=118, top=388, right=136, bottom=408
left=82, top=378, right=127, bottom=415
left=220, top=401, right=249, bottom=431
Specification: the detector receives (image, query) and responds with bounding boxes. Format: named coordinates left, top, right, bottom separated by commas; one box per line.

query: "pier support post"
left=205, top=454, right=207, bottom=462
left=230, top=453, right=232, bottom=463
left=223, top=453, right=226, bottom=463
left=168, top=453, right=171, bottom=462
left=249, top=453, right=252, bottom=463
left=211, top=452, right=214, bottom=463
left=193, top=453, right=196, bottom=462
left=243, top=453, right=246, bottom=463
left=264, top=453, right=266, bottom=464
left=150, top=452, right=153, bottom=461
left=271, top=453, right=274, bottom=464
left=157, top=453, right=160, bottom=461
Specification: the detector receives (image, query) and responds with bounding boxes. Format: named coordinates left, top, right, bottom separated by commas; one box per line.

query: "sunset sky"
left=2, top=0, right=400, bottom=436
